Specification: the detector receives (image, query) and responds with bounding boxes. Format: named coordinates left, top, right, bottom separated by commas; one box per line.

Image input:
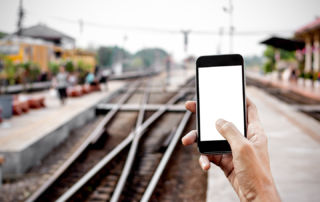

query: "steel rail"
left=141, top=106, right=193, bottom=202
left=56, top=89, right=188, bottom=202
left=110, top=85, right=149, bottom=202
left=25, top=83, right=139, bottom=202
left=90, top=82, right=140, bottom=143
left=96, top=103, right=186, bottom=112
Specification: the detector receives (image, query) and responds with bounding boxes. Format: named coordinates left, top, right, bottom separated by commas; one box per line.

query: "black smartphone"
left=196, top=54, right=247, bottom=154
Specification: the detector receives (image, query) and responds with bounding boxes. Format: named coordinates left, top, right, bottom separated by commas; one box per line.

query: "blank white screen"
left=198, top=65, right=245, bottom=141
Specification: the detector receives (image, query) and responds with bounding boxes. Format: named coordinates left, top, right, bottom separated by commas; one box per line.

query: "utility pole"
left=17, top=0, right=24, bottom=36
left=79, top=19, right=84, bottom=34
left=181, top=30, right=191, bottom=54
left=217, top=27, right=224, bottom=54
left=223, top=0, right=234, bottom=53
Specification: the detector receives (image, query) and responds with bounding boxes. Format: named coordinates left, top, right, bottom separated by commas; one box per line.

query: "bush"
left=65, top=60, right=75, bottom=72
left=3, top=59, right=16, bottom=85
left=263, top=60, right=274, bottom=73
left=304, top=72, right=313, bottom=80
left=49, top=62, right=59, bottom=75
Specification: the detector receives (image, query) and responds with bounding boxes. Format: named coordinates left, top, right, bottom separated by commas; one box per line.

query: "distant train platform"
left=246, top=71, right=320, bottom=101
left=207, top=86, right=320, bottom=202
left=0, top=81, right=126, bottom=178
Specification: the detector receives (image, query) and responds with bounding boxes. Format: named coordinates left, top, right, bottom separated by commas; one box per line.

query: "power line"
left=48, top=15, right=293, bottom=36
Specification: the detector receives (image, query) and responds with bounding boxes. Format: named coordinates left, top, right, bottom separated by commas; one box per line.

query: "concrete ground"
left=246, top=71, right=320, bottom=101
left=0, top=81, right=125, bottom=151
left=207, top=86, right=320, bottom=202
left=0, top=81, right=125, bottom=177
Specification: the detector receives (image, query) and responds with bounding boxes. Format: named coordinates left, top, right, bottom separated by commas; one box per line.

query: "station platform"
left=246, top=71, right=320, bottom=101
left=0, top=81, right=126, bottom=178
left=207, top=86, right=320, bottom=202
left=0, top=67, right=196, bottom=179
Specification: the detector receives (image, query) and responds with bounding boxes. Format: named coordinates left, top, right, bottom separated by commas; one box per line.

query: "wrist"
left=253, top=179, right=281, bottom=202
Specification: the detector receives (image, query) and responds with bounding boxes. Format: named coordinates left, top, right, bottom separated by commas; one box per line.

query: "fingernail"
left=186, top=130, right=194, bottom=137
left=216, top=119, right=224, bottom=127
left=200, top=156, right=207, bottom=168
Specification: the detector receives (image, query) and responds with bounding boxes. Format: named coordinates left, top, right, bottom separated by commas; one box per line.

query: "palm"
left=206, top=131, right=258, bottom=198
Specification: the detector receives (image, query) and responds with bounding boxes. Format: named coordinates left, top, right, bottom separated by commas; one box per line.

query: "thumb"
left=216, top=119, right=247, bottom=152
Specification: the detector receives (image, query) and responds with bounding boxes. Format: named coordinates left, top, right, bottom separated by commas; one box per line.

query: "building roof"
left=260, top=36, right=305, bottom=51
left=295, top=17, right=320, bottom=36
left=17, top=24, right=75, bottom=45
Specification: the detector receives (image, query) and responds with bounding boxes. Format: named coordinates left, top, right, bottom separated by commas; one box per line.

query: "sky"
left=0, top=0, right=320, bottom=60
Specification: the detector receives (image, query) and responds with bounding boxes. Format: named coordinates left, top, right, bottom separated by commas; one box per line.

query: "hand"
left=181, top=98, right=281, bottom=202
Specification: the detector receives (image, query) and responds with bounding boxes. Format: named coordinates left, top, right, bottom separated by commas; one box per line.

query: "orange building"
left=0, top=24, right=96, bottom=72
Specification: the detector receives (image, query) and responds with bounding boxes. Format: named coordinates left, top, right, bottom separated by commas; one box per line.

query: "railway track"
left=26, top=76, right=196, bottom=202
left=246, top=77, right=320, bottom=121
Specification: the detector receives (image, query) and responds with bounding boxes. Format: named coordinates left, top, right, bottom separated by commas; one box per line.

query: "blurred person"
left=182, top=98, right=281, bottom=202
left=289, top=68, right=297, bottom=83
left=53, top=66, right=69, bottom=105
left=68, top=72, right=78, bottom=86
left=99, top=69, right=110, bottom=91
left=85, top=71, right=95, bottom=85
left=39, top=70, right=48, bottom=82
left=86, top=71, right=99, bottom=89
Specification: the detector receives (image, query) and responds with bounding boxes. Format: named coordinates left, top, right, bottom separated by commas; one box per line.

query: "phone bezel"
left=196, top=54, right=247, bottom=154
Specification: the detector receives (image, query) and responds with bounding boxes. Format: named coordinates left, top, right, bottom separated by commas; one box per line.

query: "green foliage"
left=97, top=46, right=168, bottom=71
left=263, top=61, right=274, bottom=73
left=133, top=48, right=168, bottom=68
left=29, top=63, right=41, bottom=82
left=0, top=31, right=7, bottom=39
left=304, top=72, right=313, bottom=80
left=77, top=60, right=92, bottom=72
left=97, top=47, right=113, bottom=67
left=77, top=60, right=93, bottom=84
left=299, top=72, right=305, bottom=78
left=65, top=60, right=75, bottom=72
left=313, top=72, right=319, bottom=81
left=263, top=46, right=276, bottom=62
left=49, top=62, right=59, bottom=75
left=97, top=46, right=131, bottom=67
left=280, top=49, right=295, bottom=60
left=262, top=46, right=295, bottom=74
left=0, top=59, right=41, bottom=85
left=3, top=58, right=16, bottom=85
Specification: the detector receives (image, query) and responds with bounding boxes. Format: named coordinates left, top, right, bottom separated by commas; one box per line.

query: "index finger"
left=185, top=101, right=196, bottom=113
left=246, top=97, right=259, bottom=124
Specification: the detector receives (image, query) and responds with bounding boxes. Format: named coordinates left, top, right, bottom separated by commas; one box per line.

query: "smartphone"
left=196, top=54, right=247, bottom=154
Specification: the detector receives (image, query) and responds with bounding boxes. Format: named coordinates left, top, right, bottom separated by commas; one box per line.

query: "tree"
left=0, top=31, right=7, bottom=39
left=97, top=46, right=131, bottom=67
left=262, top=46, right=295, bottom=73
left=133, top=48, right=168, bottom=68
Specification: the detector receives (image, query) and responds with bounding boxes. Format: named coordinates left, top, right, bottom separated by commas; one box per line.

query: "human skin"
left=181, top=98, right=281, bottom=202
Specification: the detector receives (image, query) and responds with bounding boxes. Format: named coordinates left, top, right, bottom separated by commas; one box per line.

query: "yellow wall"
left=1, top=41, right=96, bottom=72
left=4, top=42, right=51, bottom=71
left=63, top=50, right=96, bottom=72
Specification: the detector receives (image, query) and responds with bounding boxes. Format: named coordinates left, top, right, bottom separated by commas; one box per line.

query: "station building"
left=261, top=17, right=320, bottom=78
left=294, top=17, right=320, bottom=74
left=0, top=24, right=96, bottom=72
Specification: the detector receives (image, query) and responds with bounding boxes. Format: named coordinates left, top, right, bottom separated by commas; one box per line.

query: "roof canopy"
left=260, top=36, right=305, bottom=51
left=295, top=17, right=320, bottom=36
left=16, top=24, right=75, bottom=45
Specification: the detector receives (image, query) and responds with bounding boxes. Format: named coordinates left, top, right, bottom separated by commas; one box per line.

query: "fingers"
left=185, top=101, right=196, bottom=113
left=181, top=130, right=197, bottom=146
left=246, top=97, right=259, bottom=124
left=216, top=119, right=247, bottom=151
left=199, top=155, right=210, bottom=170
